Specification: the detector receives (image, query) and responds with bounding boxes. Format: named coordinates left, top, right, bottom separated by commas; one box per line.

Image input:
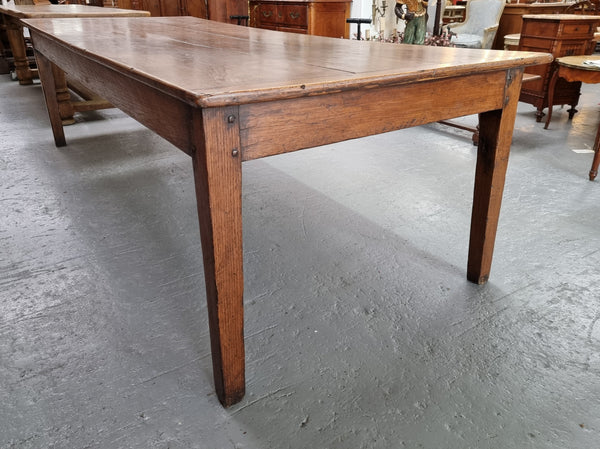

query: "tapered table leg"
left=590, top=121, right=600, bottom=181
left=191, top=107, right=245, bottom=407
left=467, top=69, right=523, bottom=284
left=35, top=52, right=66, bottom=147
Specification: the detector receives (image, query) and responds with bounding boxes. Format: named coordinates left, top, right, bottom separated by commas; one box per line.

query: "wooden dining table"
left=23, top=16, right=552, bottom=407
left=0, top=4, right=149, bottom=123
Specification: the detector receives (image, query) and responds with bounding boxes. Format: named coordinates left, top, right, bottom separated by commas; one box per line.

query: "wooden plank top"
left=23, top=16, right=552, bottom=108
left=522, top=14, right=600, bottom=20
left=0, top=4, right=150, bottom=18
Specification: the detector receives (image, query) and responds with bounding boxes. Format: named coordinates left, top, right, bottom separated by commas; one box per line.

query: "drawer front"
left=561, top=22, right=595, bottom=38
left=519, top=36, right=554, bottom=52
left=277, top=26, right=307, bottom=34
left=522, top=21, right=559, bottom=38
left=278, top=4, right=308, bottom=28
left=256, top=3, right=278, bottom=24
left=554, top=40, right=591, bottom=57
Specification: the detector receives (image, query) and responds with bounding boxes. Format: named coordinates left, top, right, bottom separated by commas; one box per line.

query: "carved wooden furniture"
left=543, top=55, right=600, bottom=180
left=518, top=14, right=600, bottom=122
left=0, top=3, right=149, bottom=123
left=493, top=2, right=574, bottom=50
left=566, top=0, right=600, bottom=14
left=249, top=0, right=351, bottom=38
left=24, top=15, right=551, bottom=407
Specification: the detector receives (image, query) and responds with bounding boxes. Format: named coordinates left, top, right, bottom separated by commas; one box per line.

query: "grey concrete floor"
left=1, top=71, right=600, bottom=449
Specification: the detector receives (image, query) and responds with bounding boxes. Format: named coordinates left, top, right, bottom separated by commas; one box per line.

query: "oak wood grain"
left=24, top=16, right=553, bottom=407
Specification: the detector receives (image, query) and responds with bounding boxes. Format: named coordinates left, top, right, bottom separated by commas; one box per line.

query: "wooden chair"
left=566, top=0, right=600, bottom=14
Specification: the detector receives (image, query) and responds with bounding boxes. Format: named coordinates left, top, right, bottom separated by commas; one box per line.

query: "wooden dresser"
left=518, top=14, right=600, bottom=121
left=492, top=3, right=573, bottom=50
left=249, top=0, right=351, bottom=38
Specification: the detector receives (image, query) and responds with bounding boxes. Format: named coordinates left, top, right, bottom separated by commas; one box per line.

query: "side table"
left=544, top=55, right=600, bottom=181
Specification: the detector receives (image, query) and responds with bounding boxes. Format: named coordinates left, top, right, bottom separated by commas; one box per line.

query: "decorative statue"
left=395, top=0, right=429, bottom=45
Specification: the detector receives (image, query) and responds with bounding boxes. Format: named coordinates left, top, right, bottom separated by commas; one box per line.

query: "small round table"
left=544, top=55, right=600, bottom=181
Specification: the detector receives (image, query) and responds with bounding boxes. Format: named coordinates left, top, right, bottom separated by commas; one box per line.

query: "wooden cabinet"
left=120, top=0, right=251, bottom=24
left=250, top=0, right=351, bottom=38
left=119, top=0, right=208, bottom=19
left=492, top=3, right=573, bottom=50
left=206, top=0, right=249, bottom=23
left=518, top=14, right=600, bottom=121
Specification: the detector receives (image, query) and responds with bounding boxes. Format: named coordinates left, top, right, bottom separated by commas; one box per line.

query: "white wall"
left=349, top=0, right=406, bottom=40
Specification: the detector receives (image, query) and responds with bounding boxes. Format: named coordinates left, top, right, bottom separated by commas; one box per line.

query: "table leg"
left=191, top=107, right=245, bottom=407
left=35, top=52, right=66, bottom=147
left=4, top=18, right=32, bottom=85
left=590, top=117, right=600, bottom=181
left=467, top=69, right=523, bottom=284
left=544, top=68, right=560, bottom=130
left=52, top=63, right=76, bottom=125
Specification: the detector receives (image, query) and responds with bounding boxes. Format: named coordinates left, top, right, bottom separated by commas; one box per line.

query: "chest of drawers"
left=518, top=14, right=600, bottom=121
left=250, top=0, right=351, bottom=38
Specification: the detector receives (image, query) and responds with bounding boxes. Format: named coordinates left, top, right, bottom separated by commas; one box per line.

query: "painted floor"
left=1, top=71, right=600, bottom=449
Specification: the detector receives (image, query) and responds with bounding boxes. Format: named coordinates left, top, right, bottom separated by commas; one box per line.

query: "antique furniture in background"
left=120, top=0, right=249, bottom=23
left=517, top=14, right=600, bottom=121
left=0, top=3, right=149, bottom=123
left=206, top=0, right=248, bottom=22
left=442, top=4, right=465, bottom=24
left=565, top=0, right=600, bottom=14
left=543, top=55, right=600, bottom=180
left=448, top=0, right=505, bottom=48
left=118, top=0, right=207, bottom=18
left=25, top=15, right=550, bottom=407
left=249, top=0, right=351, bottom=38
left=492, top=2, right=573, bottom=49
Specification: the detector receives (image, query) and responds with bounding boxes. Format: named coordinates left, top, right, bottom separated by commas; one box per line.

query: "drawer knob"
left=290, top=12, right=300, bottom=19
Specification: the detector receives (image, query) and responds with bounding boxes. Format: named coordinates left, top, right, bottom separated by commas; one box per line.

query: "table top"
left=0, top=4, right=150, bottom=18
left=522, top=13, right=600, bottom=20
left=557, top=55, right=600, bottom=71
left=22, top=16, right=552, bottom=108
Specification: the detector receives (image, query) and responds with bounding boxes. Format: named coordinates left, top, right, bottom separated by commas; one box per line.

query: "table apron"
left=239, top=71, right=509, bottom=161
left=559, top=65, right=600, bottom=84
left=31, top=35, right=195, bottom=154
left=32, top=32, right=514, bottom=163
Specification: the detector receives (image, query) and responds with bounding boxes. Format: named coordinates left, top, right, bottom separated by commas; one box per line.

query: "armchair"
left=448, top=0, right=505, bottom=49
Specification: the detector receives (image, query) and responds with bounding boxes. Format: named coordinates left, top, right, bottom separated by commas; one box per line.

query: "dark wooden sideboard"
left=119, top=0, right=248, bottom=24
left=249, top=0, right=351, bottom=38
left=518, top=14, right=600, bottom=121
left=119, top=0, right=207, bottom=18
